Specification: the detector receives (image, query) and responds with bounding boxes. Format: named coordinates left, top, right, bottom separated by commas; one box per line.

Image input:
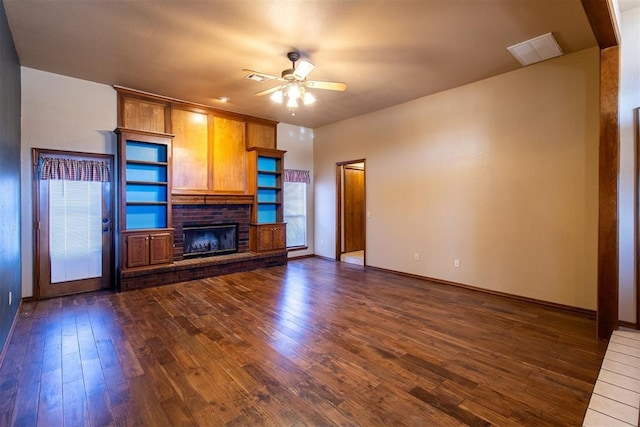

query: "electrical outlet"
left=367, top=211, right=371, bottom=218
left=8, top=291, right=12, bottom=306
left=454, top=259, right=460, bottom=268
left=414, top=253, right=419, bottom=261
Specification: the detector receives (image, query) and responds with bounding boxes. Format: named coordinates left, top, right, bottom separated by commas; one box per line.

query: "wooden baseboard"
left=310, top=254, right=337, bottom=262
left=364, top=264, right=597, bottom=319
left=619, top=320, right=638, bottom=330
left=0, top=300, right=21, bottom=370
left=307, top=255, right=597, bottom=318
left=288, top=253, right=315, bottom=260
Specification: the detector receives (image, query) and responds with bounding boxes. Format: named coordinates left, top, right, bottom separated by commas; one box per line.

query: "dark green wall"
left=0, top=0, right=22, bottom=354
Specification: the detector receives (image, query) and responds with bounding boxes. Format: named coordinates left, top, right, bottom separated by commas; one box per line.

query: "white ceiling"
left=618, top=0, right=640, bottom=12
left=3, top=0, right=597, bottom=128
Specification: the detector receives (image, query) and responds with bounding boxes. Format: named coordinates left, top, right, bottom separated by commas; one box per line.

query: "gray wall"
left=0, top=0, right=22, bottom=353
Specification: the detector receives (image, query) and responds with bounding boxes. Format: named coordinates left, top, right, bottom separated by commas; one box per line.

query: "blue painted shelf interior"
left=125, top=140, right=169, bottom=229
left=126, top=141, right=167, bottom=163
left=256, top=154, right=281, bottom=223
left=257, top=174, right=277, bottom=188
left=126, top=164, right=167, bottom=182
left=126, top=184, right=167, bottom=203
left=126, top=205, right=167, bottom=229
left=257, top=156, right=277, bottom=172
left=257, top=188, right=277, bottom=203
left=257, top=204, right=277, bottom=223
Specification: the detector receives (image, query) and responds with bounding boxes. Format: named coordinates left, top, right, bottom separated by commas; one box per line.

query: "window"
left=284, top=182, right=307, bottom=248
left=284, top=169, right=310, bottom=249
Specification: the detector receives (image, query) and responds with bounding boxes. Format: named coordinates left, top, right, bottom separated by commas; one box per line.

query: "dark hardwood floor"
left=0, top=258, right=607, bottom=426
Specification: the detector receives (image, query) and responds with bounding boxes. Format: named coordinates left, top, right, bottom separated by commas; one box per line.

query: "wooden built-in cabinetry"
left=116, top=127, right=175, bottom=270
left=247, top=119, right=277, bottom=149
left=212, top=114, right=247, bottom=194
left=115, top=86, right=285, bottom=273
left=120, top=93, right=170, bottom=134
left=248, top=147, right=287, bottom=252
left=171, top=108, right=209, bottom=192
left=250, top=223, right=286, bottom=252
left=122, top=230, right=173, bottom=268
left=171, top=107, right=248, bottom=195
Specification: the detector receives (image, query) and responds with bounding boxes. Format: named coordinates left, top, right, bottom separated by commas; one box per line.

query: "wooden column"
left=598, top=46, right=620, bottom=339
left=581, top=0, right=620, bottom=340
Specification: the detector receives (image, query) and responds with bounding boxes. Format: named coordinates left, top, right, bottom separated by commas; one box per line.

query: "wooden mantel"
left=172, top=194, right=255, bottom=205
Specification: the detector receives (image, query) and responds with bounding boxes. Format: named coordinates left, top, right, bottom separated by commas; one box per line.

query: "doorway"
left=336, top=160, right=366, bottom=266
left=33, top=149, right=114, bottom=298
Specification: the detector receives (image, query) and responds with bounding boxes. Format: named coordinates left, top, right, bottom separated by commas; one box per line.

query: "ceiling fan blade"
left=242, top=69, right=283, bottom=82
left=292, top=60, right=315, bottom=80
left=255, top=85, right=284, bottom=96
left=305, top=80, right=347, bottom=91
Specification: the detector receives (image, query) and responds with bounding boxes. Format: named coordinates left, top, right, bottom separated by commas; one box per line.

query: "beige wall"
left=20, top=67, right=117, bottom=297
left=618, top=6, right=640, bottom=323
left=277, top=123, right=315, bottom=258
left=314, top=48, right=600, bottom=310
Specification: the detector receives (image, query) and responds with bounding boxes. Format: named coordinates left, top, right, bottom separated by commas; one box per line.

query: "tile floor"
left=340, top=250, right=364, bottom=265
left=584, top=330, right=640, bottom=426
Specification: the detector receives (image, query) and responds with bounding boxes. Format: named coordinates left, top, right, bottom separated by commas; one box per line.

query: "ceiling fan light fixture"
left=303, top=92, right=316, bottom=105
left=244, top=50, right=347, bottom=116
left=293, top=60, right=315, bottom=80
left=287, top=84, right=301, bottom=100
left=286, top=96, right=298, bottom=109
left=270, top=89, right=283, bottom=104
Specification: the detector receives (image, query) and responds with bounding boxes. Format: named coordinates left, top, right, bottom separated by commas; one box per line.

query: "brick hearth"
left=119, top=251, right=287, bottom=291
left=117, top=200, right=287, bottom=292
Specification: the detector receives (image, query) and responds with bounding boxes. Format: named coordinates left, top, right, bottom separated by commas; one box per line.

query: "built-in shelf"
left=117, top=128, right=175, bottom=270
left=248, top=147, right=287, bottom=252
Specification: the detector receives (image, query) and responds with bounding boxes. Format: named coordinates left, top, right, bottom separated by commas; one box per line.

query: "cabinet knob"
left=145, top=237, right=149, bottom=240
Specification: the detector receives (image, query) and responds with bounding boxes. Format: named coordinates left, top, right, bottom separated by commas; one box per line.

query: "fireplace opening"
left=183, top=224, right=238, bottom=258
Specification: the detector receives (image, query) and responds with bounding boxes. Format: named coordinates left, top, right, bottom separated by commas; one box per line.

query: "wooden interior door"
left=34, top=150, right=114, bottom=298
left=344, top=166, right=365, bottom=253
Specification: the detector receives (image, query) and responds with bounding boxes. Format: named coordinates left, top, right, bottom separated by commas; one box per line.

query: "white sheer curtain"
left=283, top=169, right=309, bottom=248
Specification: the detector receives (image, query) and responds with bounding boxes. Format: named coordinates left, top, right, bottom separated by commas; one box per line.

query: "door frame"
left=635, top=107, right=640, bottom=329
left=32, top=148, right=115, bottom=299
left=335, top=159, right=366, bottom=264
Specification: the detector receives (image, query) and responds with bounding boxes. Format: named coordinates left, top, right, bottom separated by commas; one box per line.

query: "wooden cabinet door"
left=273, top=224, right=286, bottom=250
left=171, top=108, right=210, bottom=193
left=121, top=97, right=168, bottom=133
left=149, top=232, right=173, bottom=265
left=257, top=226, right=275, bottom=251
left=252, top=223, right=286, bottom=252
left=212, top=115, right=247, bottom=194
left=125, top=234, right=150, bottom=268
left=247, top=120, right=276, bottom=149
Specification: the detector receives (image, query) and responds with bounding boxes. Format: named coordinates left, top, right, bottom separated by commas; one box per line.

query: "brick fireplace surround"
left=172, top=204, right=250, bottom=260
left=118, top=201, right=287, bottom=291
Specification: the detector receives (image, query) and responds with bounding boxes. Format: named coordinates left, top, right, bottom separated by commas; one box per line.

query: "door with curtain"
left=33, top=149, right=114, bottom=298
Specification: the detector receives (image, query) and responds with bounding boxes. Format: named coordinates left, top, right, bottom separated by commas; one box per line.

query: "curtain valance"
left=284, top=169, right=310, bottom=184
left=39, top=157, right=111, bottom=182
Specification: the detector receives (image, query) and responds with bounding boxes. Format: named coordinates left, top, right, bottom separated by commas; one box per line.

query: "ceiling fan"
left=243, top=51, right=346, bottom=112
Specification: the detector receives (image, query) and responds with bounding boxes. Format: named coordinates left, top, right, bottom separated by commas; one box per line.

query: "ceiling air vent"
left=245, top=73, right=269, bottom=83
left=507, top=32, right=564, bottom=66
